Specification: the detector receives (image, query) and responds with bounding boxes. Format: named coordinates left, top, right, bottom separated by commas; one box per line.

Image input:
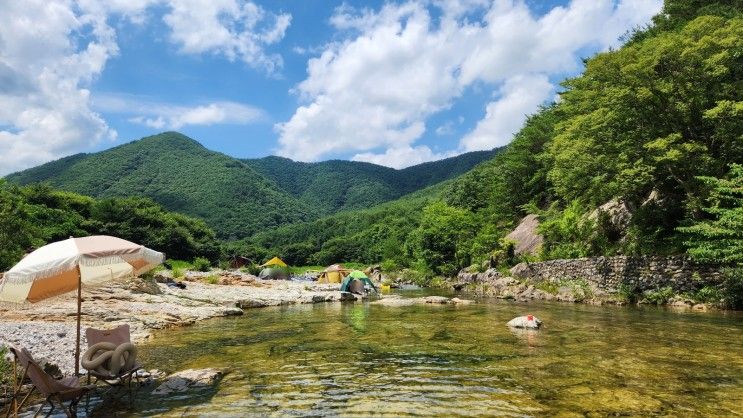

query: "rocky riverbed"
left=0, top=271, right=359, bottom=376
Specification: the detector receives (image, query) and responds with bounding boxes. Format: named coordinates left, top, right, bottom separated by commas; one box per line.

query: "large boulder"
left=507, top=315, right=543, bottom=329
left=505, top=215, right=543, bottom=256
left=589, top=198, right=633, bottom=232
left=126, top=277, right=162, bottom=295
left=153, top=368, right=224, bottom=395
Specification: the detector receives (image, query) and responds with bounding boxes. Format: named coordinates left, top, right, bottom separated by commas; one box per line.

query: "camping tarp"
left=260, top=257, right=288, bottom=268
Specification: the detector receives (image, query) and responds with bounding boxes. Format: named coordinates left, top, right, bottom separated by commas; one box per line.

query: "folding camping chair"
left=4, top=346, right=94, bottom=418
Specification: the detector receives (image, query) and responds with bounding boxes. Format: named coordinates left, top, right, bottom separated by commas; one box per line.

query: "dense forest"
left=7, top=133, right=497, bottom=238
left=0, top=181, right=220, bottom=271
left=2, top=1, right=741, bottom=295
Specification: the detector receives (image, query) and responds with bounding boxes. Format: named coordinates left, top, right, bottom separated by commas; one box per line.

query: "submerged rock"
left=423, top=296, right=451, bottom=304
left=373, top=295, right=418, bottom=306
left=692, top=303, right=708, bottom=312
left=450, top=297, right=473, bottom=305
left=153, top=368, right=224, bottom=395
left=372, top=295, right=474, bottom=306
left=507, top=315, right=543, bottom=329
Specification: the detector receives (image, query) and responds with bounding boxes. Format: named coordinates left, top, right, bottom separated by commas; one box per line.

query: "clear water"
left=30, top=293, right=743, bottom=416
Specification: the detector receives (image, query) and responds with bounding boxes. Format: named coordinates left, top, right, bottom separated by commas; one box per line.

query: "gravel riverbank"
left=0, top=272, right=354, bottom=376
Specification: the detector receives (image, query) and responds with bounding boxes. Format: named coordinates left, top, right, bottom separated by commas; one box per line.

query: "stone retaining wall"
left=458, top=256, right=725, bottom=293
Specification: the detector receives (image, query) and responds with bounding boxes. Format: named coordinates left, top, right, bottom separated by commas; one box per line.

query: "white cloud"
left=163, top=0, right=291, bottom=74
left=95, top=94, right=265, bottom=129
left=460, top=74, right=553, bottom=151
left=352, top=145, right=457, bottom=169
left=0, top=0, right=118, bottom=176
left=277, top=2, right=466, bottom=163
left=0, top=0, right=290, bottom=175
left=435, top=121, right=455, bottom=136
left=278, top=0, right=662, bottom=167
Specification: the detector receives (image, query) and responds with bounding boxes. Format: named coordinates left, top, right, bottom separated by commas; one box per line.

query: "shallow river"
left=48, top=293, right=743, bottom=416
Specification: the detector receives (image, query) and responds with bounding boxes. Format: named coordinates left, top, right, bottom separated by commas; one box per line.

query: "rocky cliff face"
left=504, top=215, right=543, bottom=256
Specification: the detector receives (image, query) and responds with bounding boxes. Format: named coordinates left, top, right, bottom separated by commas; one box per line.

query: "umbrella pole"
left=75, top=272, right=81, bottom=376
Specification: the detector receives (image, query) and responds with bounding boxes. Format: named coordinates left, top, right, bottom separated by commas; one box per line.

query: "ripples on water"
left=35, top=294, right=743, bottom=416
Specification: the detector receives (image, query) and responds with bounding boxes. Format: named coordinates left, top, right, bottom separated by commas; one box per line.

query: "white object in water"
left=507, top=315, right=542, bottom=329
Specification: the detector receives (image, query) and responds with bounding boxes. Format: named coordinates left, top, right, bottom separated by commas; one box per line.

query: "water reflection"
left=15, top=297, right=743, bottom=417
left=508, top=326, right=541, bottom=348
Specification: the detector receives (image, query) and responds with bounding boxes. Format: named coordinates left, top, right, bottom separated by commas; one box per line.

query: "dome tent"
left=258, top=256, right=289, bottom=280
left=259, top=257, right=288, bottom=268
left=317, top=264, right=351, bottom=284
left=340, top=270, right=378, bottom=294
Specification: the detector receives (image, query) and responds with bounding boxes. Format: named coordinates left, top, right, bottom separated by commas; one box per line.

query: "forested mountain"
left=6, top=132, right=313, bottom=239
left=240, top=0, right=743, bottom=278
left=6, top=132, right=497, bottom=238
left=242, top=149, right=498, bottom=214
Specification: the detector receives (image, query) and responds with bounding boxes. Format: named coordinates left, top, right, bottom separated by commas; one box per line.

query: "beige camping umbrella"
left=0, top=235, right=164, bottom=375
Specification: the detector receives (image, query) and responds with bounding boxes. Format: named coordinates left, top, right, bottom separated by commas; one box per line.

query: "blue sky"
left=0, top=0, right=662, bottom=174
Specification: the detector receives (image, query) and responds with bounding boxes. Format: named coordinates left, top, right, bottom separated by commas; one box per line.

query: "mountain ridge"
left=5, top=131, right=500, bottom=238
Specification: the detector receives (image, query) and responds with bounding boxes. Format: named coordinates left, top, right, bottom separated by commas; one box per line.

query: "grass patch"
left=151, top=264, right=166, bottom=274
left=172, top=267, right=185, bottom=279
left=569, top=279, right=593, bottom=302
left=534, top=280, right=560, bottom=295
left=642, top=286, right=674, bottom=305
left=496, top=264, right=512, bottom=276
left=380, top=259, right=400, bottom=272
left=343, top=262, right=368, bottom=271
left=287, top=265, right=325, bottom=274
left=693, top=286, right=723, bottom=304
left=0, top=346, right=11, bottom=386
left=399, top=269, right=429, bottom=287
left=240, top=264, right=262, bottom=275
left=721, top=268, right=743, bottom=309
left=204, top=275, right=220, bottom=285
left=429, top=276, right=448, bottom=288
left=192, top=257, right=212, bottom=272
left=288, top=263, right=369, bottom=275
left=616, top=283, right=641, bottom=304
left=166, top=259, right=193, bottom=270
left=534, top=278, right=593, bottom=301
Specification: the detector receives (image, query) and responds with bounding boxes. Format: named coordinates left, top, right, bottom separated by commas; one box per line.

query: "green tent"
left=340, top=270, right=378, bottom=294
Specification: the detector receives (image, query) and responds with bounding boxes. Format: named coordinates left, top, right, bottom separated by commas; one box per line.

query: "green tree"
left=538, top=201, right=596, bottom=260
left=680, top=164, right=743, bottom=264
left=409, top=202, right=477, bottom=276
left=0, top=181, right=39, bottom=270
